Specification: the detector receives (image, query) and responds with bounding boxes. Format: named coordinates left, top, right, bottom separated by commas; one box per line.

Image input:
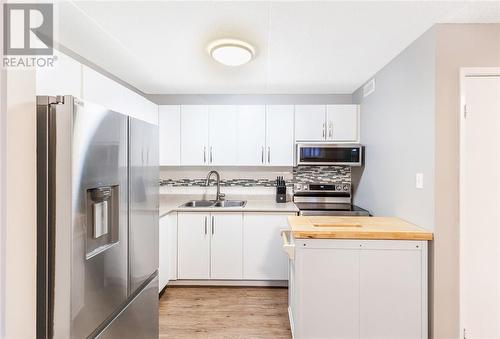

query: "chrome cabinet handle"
left=210, top=146, right=213, bottom=164
left=267, top=147, right=271, bottom=164
left=261, top=146, right=264, bottom=164
left=204, top=216, right=207, bottom=235
left=203, top=146, right=206, bottom=164
left=328, top=122, right=333, bottom=139
left=211, top=216, right=215, bottom=235
left=322, top=123, right=326, bottom=139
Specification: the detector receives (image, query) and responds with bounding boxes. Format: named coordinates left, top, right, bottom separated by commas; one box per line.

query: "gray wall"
left=352, top=27, right=436, bottom=230
left=147, top=93, right=352, bottom=105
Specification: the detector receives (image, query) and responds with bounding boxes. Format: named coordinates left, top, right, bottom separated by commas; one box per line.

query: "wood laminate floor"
left=159, top=286, right=291, bottom=339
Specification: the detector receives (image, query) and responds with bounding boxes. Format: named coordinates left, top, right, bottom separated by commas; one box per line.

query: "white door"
left=159, top=105, right=181, bottom=166
left=180, top=105, right=209, bottom=166
left=208, top=105, right=238, bottom=165
left=210, top=213, right=243, bottom=279
left=461, top=74, right=500, bottom=339
left=243, top=213, right=291, bottom=280
left=266, top=105, right=295, bottom=166
left=295, top=105, right=326, bottom=141
left=327, top=105, right=359, bottom=142
left=359, top=248, right=422, bottom=339
left=177, top=212, right=210, bottom=279
left=237, top=105, right=266, bottom=165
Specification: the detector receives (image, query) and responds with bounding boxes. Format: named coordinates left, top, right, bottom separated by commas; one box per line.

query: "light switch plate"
left=416, top=173, right=424, bottom=189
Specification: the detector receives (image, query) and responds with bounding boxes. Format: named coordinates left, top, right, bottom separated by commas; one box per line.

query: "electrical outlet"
left=416, top=173, right=424, bottom=189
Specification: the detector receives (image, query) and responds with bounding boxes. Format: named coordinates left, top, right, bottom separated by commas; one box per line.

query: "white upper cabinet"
left=180, top=105, right=209, bottom=166
left=294, top=104, right=359, bottom=143
left=208, top=105, right=238, bottom=165
left=295, top=105, right=327, bottom=141
left=159, top=106, right=181, bottom=166
left=266, top=105, right=295, bottom=166
left=237, top=105, right=266, bottom=166
left=82, top=66, right=158, bottom=125
left=327, top=105, right=359, bottom=142
left=162, top=103, right=358, bottom=167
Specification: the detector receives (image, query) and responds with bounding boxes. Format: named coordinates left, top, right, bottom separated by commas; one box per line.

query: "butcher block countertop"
left=288, top=216, right=433, bottom=240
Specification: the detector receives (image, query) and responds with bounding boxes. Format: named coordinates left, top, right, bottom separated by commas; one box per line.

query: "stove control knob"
left=343, top=184, right=350, bottom=191
left=335, top=184, right=342, bottom=191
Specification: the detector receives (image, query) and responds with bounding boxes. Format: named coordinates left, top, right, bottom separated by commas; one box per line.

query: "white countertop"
left=159, top=194, right=298, bottom=217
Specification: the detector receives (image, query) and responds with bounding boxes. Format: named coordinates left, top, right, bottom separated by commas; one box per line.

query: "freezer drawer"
left=97, top=275, right=159, bottom=339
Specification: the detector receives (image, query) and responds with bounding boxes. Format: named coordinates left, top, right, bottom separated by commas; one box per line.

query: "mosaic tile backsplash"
left=292, top=166, right=350, bottom=184
left=160, top=166, right=350, bottom=187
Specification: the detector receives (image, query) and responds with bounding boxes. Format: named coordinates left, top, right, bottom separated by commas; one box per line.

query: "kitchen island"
left=284, top=216, right=433, bottom=339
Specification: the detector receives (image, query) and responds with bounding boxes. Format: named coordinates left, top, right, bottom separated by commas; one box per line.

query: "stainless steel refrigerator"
left=36, top=95, right=159, bottom=339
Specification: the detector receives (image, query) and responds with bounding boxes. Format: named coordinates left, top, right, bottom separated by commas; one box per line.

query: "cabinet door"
left=237, top=105, right=266, bottom=165
left=327, top=105, right=359, bottom=142
left=208, top=105, right=238, bottom=165
left=210, top=213, right=243, bottom=279
left=296, top=247, right=360, bottom=339
left=159, top=216, right=168, bottom=291
left=177, top=213, right=210, bottom=279
left=266, top=105, right=295, bottom=166
left=359, top=248, right=422, bottom=339
left=243, top=213, right=292, bottom=280
left=180, top=105, right=209, bottom=166
left=159, top=106, right=181, bottom=166
left=159, top=213, right=177, bottom=292
left=295, top=105, right=326, bottom=141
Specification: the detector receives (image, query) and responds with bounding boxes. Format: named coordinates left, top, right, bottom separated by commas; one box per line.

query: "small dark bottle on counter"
left=275, top=176, right=287, bottom=203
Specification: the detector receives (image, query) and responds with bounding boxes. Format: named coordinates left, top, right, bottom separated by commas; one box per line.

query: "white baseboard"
left=168, top=279, right=288, bottom=287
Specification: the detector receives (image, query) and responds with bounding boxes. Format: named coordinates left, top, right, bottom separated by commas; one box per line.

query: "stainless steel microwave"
left=296, top=143, right=363, bottom=166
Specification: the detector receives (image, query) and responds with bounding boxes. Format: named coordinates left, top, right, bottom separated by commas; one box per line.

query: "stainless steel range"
left=293, top=183, right=370, bottom=216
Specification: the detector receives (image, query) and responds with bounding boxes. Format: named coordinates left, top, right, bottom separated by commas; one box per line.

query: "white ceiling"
left=54, top=1, right=500, bottom=94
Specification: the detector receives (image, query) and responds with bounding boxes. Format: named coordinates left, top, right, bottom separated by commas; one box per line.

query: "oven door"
left=297, top=143, right=362, bottom=166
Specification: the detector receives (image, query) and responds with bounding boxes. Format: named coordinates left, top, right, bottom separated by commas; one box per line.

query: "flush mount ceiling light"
left=208, top=39, right=255, bottom=67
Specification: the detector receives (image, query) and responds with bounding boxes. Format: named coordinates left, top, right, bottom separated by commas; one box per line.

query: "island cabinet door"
left=359, top=241, right=426, bottom=339
left=210, top=213, right=243, bottom=279
left=177, top=212, right=210, bottom=279
left=295, top=245, right=360, bottom=339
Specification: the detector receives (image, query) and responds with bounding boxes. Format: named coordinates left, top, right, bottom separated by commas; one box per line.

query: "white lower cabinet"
left=243, top=213, right=294, bottom=280
left=210, top=213, right=243, bottom=279
left=159, top=213, right=178, bottom=292
left=359, top=248, right=423, bottom=339
left=288, top=238, right=428, bottom=339
left=176, top=211, right=293, bottom=282
left=177, top=212, right=211, bottom=279
left=177, top=212, right=243, bottom=280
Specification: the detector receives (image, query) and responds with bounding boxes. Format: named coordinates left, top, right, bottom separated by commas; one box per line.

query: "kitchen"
left=1, top=1, right=500, bottom=339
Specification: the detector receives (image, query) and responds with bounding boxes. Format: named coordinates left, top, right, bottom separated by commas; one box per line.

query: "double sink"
left=180, top=200, right=247, bottom=208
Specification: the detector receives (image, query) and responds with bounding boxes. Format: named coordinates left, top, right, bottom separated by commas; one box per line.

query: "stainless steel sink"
left=213, top=200, right=247, bottom=208
left=180, top=200, right=216, bottom=207
left=180, top=200, right=247, bottom=208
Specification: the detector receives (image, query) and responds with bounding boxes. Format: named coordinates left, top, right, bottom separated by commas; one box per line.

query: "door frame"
left=459, top=67, right=500, bottom=338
